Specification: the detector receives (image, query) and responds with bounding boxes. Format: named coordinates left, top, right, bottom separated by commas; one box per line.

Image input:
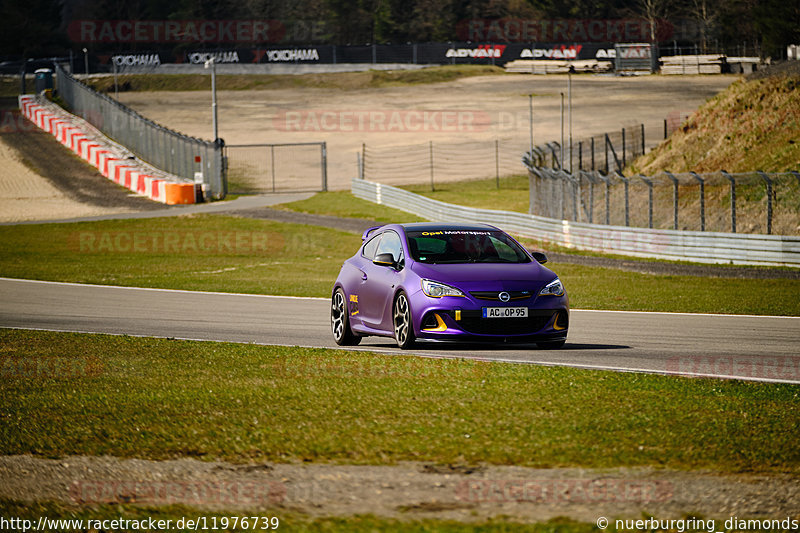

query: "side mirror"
left=373, top=253, right=397, bottom=268
left=531, top=251, right=548, bottom=264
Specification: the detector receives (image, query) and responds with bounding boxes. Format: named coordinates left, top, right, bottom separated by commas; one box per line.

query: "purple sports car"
left=331, top=223, right=569, bottom=349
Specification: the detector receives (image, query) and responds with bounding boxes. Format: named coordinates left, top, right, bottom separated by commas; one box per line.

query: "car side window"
left=375, top=230, right=403, bottom=265
left=491, top=235, right=520, bottom=262
left=362, top=234, right=381, bottom=260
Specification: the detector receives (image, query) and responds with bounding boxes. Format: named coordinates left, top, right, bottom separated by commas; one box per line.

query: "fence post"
left=640, top=174, right=654, bottom=228
left=591, top=137, right=595, bottom=171
left=321, top=141, right=328, bottom=191
left=568, top=174, right=581, bottom=222
left=550, top=143, right=560, bottom=169
left=640, top=123, right=645, bottom=156
left=757, top=171, right=773, bottom=235
left=578, top=141, right=583, bottom=171
left=722, top=170, right=736, bottom=233
left=361, top=143, right=366, bottom=180
left=357, top=152, right=363, bottom=180
left=495, top=139, right=500, bottom=189
left=270, top=144, right=276, bottom=193
left=429, top=140, right=435, bottom=192
left=690, top=171, right=705, bottom=231
left=664, top=171, right=679, bottom=230
left=622, top=127, right=626, bottom=168
left=528, top=170, right=535, bottom=215
left=664, top=119, right=668, bottom=139
left=617, top=172, right=630, bottom=226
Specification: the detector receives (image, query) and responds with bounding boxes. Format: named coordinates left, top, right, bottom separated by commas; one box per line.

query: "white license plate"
left=482, top=307, right=528, bottom=318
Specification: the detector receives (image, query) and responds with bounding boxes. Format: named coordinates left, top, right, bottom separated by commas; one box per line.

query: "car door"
left=360, top=230, right=404, bottom=332
left=347, top=232, right=382, bottom=328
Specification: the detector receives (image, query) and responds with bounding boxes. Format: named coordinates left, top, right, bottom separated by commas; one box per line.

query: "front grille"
left=447, top=309, right=555, bottom=335
left=469, top=290, right=532, bottom=301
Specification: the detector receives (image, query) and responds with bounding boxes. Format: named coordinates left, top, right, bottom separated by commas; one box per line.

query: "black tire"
left=393, top=292, right=416, bottom=349
left=331, top=288, right=361, bottom=346
left=537, top=339, right=566, bottom=350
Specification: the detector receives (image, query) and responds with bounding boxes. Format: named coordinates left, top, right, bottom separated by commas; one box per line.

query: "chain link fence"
left=53, top=63, right=226, bottom=199
left=361, top=137, right=531, bottom=189
left=224, top=142, right=327, bottom=193
left=527, top=168, right=800, bottom=235
left=526, top=124, right=646, bottom=174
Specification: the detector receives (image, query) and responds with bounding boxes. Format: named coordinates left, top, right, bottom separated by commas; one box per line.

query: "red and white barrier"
left=18, top=95, right=195, bottom=205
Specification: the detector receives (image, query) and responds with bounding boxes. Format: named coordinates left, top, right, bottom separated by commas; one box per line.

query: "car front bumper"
left=410, top=292, right=569, bottom=343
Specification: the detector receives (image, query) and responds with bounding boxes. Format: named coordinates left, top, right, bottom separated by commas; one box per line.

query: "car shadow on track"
left=359, top=341, right=631, bottom=352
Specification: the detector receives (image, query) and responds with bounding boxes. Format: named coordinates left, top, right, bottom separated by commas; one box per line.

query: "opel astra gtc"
left=331, top=223, right=568, bottom=349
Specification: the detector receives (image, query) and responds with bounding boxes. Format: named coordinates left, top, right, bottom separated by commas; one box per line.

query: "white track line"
left=3, top=277, right=798, bottom=319
left=3, top=325, right=800, bottom=385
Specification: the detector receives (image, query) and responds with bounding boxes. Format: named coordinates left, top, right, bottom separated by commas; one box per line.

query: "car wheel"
left=537, top=339, right=566, bottom=349
left=331, top=288, right=361, bottom=346
left=393, top=292, right=415, bottom=349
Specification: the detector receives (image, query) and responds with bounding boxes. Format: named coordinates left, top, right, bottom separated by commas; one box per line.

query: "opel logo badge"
left=499, top=291, right=510, bottom=302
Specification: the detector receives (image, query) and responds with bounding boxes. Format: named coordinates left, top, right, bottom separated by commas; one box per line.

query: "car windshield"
left=406, top=229, right=531, bottom=264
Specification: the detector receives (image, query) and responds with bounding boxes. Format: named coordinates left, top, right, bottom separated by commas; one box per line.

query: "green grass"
left=79, top=65, right=506, bottom=93
left=0, top=500, right=603, bottom=533
left=0, top=215, right=356, bottom=297
left=2, top=329, right=799, bottom=472
left=552, top=263, right=800, bottom=315
left=1, top=215, right=799, bottom=315
left=400, top=175, right=530, bottom=213
left=275, top=190, right=426, bottom=223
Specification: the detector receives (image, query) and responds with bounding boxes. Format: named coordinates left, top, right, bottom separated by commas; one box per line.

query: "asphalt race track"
left=2, top=277, right=799, bottom=384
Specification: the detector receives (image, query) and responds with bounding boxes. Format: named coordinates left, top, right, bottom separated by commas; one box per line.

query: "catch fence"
left=53, top=63, right=226, bottom=199
left=527, top=168, right=800, bottom=235
left=225, top=142, right=328, bottom=193
left=526, top=124, right=646, bottom=174
left=361, top=138, right=531, bottom=188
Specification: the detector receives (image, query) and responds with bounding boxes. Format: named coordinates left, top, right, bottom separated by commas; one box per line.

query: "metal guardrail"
left=53, top=63, right=226, bottom=199
left=352, top=178, right=800, bottom=267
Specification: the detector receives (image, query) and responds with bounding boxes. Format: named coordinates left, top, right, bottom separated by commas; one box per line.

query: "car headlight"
left=539, top=278, right=565, bottom=297
left=421, top=279, right=465, bottom=298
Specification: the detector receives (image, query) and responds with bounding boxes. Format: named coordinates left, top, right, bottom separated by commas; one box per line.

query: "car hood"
left=410, top=261, right=556, bottom=289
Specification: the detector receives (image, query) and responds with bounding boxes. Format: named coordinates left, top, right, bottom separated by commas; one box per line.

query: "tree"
left=753, top=0, right=800, bottom=59
left=638, top=0, right=672, bottom=42
left=690, top=0, right=719, bottom=52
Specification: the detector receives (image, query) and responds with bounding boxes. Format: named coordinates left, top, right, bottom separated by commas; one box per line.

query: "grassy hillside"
left=630, top=73, right=800, bottom=173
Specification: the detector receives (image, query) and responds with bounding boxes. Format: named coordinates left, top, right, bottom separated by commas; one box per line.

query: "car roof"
left=399, top=222, right=499, bottom=232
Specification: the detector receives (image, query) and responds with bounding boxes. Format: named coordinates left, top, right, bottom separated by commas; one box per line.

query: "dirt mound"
left=631, top=73, right=800, bottom=173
